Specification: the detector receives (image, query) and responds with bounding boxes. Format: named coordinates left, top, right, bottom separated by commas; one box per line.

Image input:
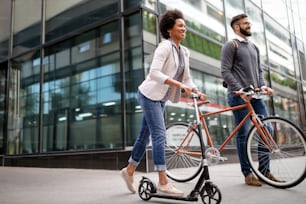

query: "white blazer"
left=138, top=39, right=196, bottom=103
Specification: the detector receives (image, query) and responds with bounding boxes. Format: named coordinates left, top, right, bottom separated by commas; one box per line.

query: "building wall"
left=0, top=0, right=305, bottom=169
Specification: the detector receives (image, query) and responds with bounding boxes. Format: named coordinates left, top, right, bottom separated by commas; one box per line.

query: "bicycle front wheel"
left=246, top=116, right=306, bottom=188
left=165, top=122, right=203, bottom=182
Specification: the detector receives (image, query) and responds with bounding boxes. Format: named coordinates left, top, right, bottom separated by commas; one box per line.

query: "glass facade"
left=0, top=0, right=305, bottom=169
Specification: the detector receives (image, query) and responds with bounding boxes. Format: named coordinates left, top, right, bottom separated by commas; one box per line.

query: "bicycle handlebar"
left=235, top=86, right=267, bottom=97
left=181, top=89, right=202, bottom=99
left=184, top=86, right=266, bottom=108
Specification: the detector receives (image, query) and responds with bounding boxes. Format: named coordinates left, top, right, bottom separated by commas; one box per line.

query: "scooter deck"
left=150, top=193, right=198, bottom=202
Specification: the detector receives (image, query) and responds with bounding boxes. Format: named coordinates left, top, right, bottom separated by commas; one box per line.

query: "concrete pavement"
left=0, top=163, right=305, bottom=204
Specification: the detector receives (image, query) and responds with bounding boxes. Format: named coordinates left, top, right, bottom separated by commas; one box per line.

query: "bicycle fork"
left=251, top=114, right=278, bottom=152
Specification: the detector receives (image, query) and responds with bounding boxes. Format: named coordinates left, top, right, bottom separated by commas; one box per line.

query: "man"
left=221, top=14, right=279, bottom=186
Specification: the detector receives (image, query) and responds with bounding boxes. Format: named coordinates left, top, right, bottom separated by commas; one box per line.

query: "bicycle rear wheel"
left=246, top=116, right=306, bottom=188
left=165, top=122, right=203, bottom=182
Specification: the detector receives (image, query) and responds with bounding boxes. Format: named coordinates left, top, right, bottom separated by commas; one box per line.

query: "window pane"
left=224, top=0, right=244, bottom=39
left=124, top=0, right=139, bottom=9
left=158, top=1, right=224, bottom=60
left=0, top=0, right=10, bottom=61
left=272, top=85, right=299, bottom=123
left=299, top=49, right=306, bottom=81
left=291, top=1, right=305, bottom=42
left=143, top=10, right=157, bottom=37
left=165, top=72, right=235, bottom=146
left=302, top=84, right=306, bottom=122
left=262, top=0, right=289, bottom=30
left=250, top=0, right=261, bottom=7
left=46, top=0, right=119, bottom=42
left=8, top=51, right=41, bottom=155
left=245, top=2, right=267, bottom=63
left=264, top=14, right=294, bottom=78
left=160, top=0, right=225, bottom=43
left=42, top=21, right=122, bottom=152
left=124, top=13, right=143, bottom=146
left=142, top=0, right=158, bottom=10
left=0, top=63, right=7, bottom=154
left=13, top=0, right=41, bottom=56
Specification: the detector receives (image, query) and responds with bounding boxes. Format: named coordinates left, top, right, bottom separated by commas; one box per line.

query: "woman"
left=120, top=9, right=207, bottom=195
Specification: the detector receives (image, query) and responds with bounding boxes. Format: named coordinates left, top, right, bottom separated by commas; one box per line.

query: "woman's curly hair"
left=159, top=9, right=184, bottom=39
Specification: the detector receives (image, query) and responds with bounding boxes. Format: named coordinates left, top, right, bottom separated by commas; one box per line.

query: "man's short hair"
left=230, top=14, right=248, bottom=29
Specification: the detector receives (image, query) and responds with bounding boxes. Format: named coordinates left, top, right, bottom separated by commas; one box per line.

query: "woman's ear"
left=167, top=28, right=172, bottom=37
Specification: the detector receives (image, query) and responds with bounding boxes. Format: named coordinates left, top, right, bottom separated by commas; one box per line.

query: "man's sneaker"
left=157, top=182, right=184, bottom=195
left=265, top=173, right=285, bottom=183
left=245, top=173, right=262, bottom=186
left=120, top=167, right=136, bottom=193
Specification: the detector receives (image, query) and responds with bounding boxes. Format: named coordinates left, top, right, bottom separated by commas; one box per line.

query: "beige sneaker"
left=245, top=173, right=262, bottom=186
left=157, top=182, right=184, bottom=195
left=265, top=173, right=286, bottom=183
left=120, top=168, right=136, bottom=193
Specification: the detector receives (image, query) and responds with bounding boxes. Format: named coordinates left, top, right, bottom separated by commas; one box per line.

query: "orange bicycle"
left=165, top=87, right=306, bottom=188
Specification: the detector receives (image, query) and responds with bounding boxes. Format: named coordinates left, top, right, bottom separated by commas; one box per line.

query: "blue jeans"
left=128, top=91, right=167, bottom=171
left=228, top=92, right=271, bottom=176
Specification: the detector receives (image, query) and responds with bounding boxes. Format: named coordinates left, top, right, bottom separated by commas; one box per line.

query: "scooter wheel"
left=138, top=177, right=156, bottom=201
left=200, top=182, right=222, bottom=204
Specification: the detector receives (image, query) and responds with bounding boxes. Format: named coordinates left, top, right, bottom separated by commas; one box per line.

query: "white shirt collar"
left=234, top=34, right=249, bottom=42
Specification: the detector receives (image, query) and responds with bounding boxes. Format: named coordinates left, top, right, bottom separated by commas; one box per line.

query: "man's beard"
left=240, top=27, right=252, bottom=36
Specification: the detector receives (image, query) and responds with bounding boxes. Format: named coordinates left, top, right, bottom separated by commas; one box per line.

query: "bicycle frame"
left=180, top=94, right=277, bottom=157
left=166, top=91, right=306, bottom=188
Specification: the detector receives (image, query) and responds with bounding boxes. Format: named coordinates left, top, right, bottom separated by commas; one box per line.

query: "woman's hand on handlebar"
left=181, top=85, right=192, bottom=96
left=190, top=87, right=207, bottom=101
left=196, top=92, right=207, bottom=101
left=181, top=85, right=207, bottom=101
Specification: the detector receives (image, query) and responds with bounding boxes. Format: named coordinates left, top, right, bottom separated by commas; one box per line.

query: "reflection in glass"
left=45, top=0, right=119, bottom=42
left=303, top=84, right=306, bottom=129
left=245, top=2, right=267, bottom=62
left=142, top=0, right=158, bottom=10
left=124, top=13, right=143, bottom=146
left=124, top=0, right=139, bottom=9
left=290, top=1, right=305, bottom=44
left=8, top=51, right=41, bottom=155
left=270, top=69, right=298, bottom=123
left=264, top=14, right=294, bottom=78
left=12, top=0, right=41, bottom=56
left=0, top=64, right=6, bottom=153
left=142, top=10, right=157, bottom=77
left=273, top=94, right=298, bottom=122
left=42, top=21, right=122, bottom=152
left=165, top=72, right=234, bottom=147
left=224, top=0, right=244, bottom=39
left=250, top=0, right=261, bottom=7
left=299, top=48, right=306, bottom=81
left=160, top=0, right=225, bottom=43
left=143, top=10, right=157, bottom=36
left=0, top=0, right=10, bottom=61
left=261, top=0, right=289, bottom=30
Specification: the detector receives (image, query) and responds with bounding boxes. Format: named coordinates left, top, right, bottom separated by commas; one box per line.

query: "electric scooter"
left=138, top=164, right=221, bottom=203
left=138, top=93, right=222, bottom=204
